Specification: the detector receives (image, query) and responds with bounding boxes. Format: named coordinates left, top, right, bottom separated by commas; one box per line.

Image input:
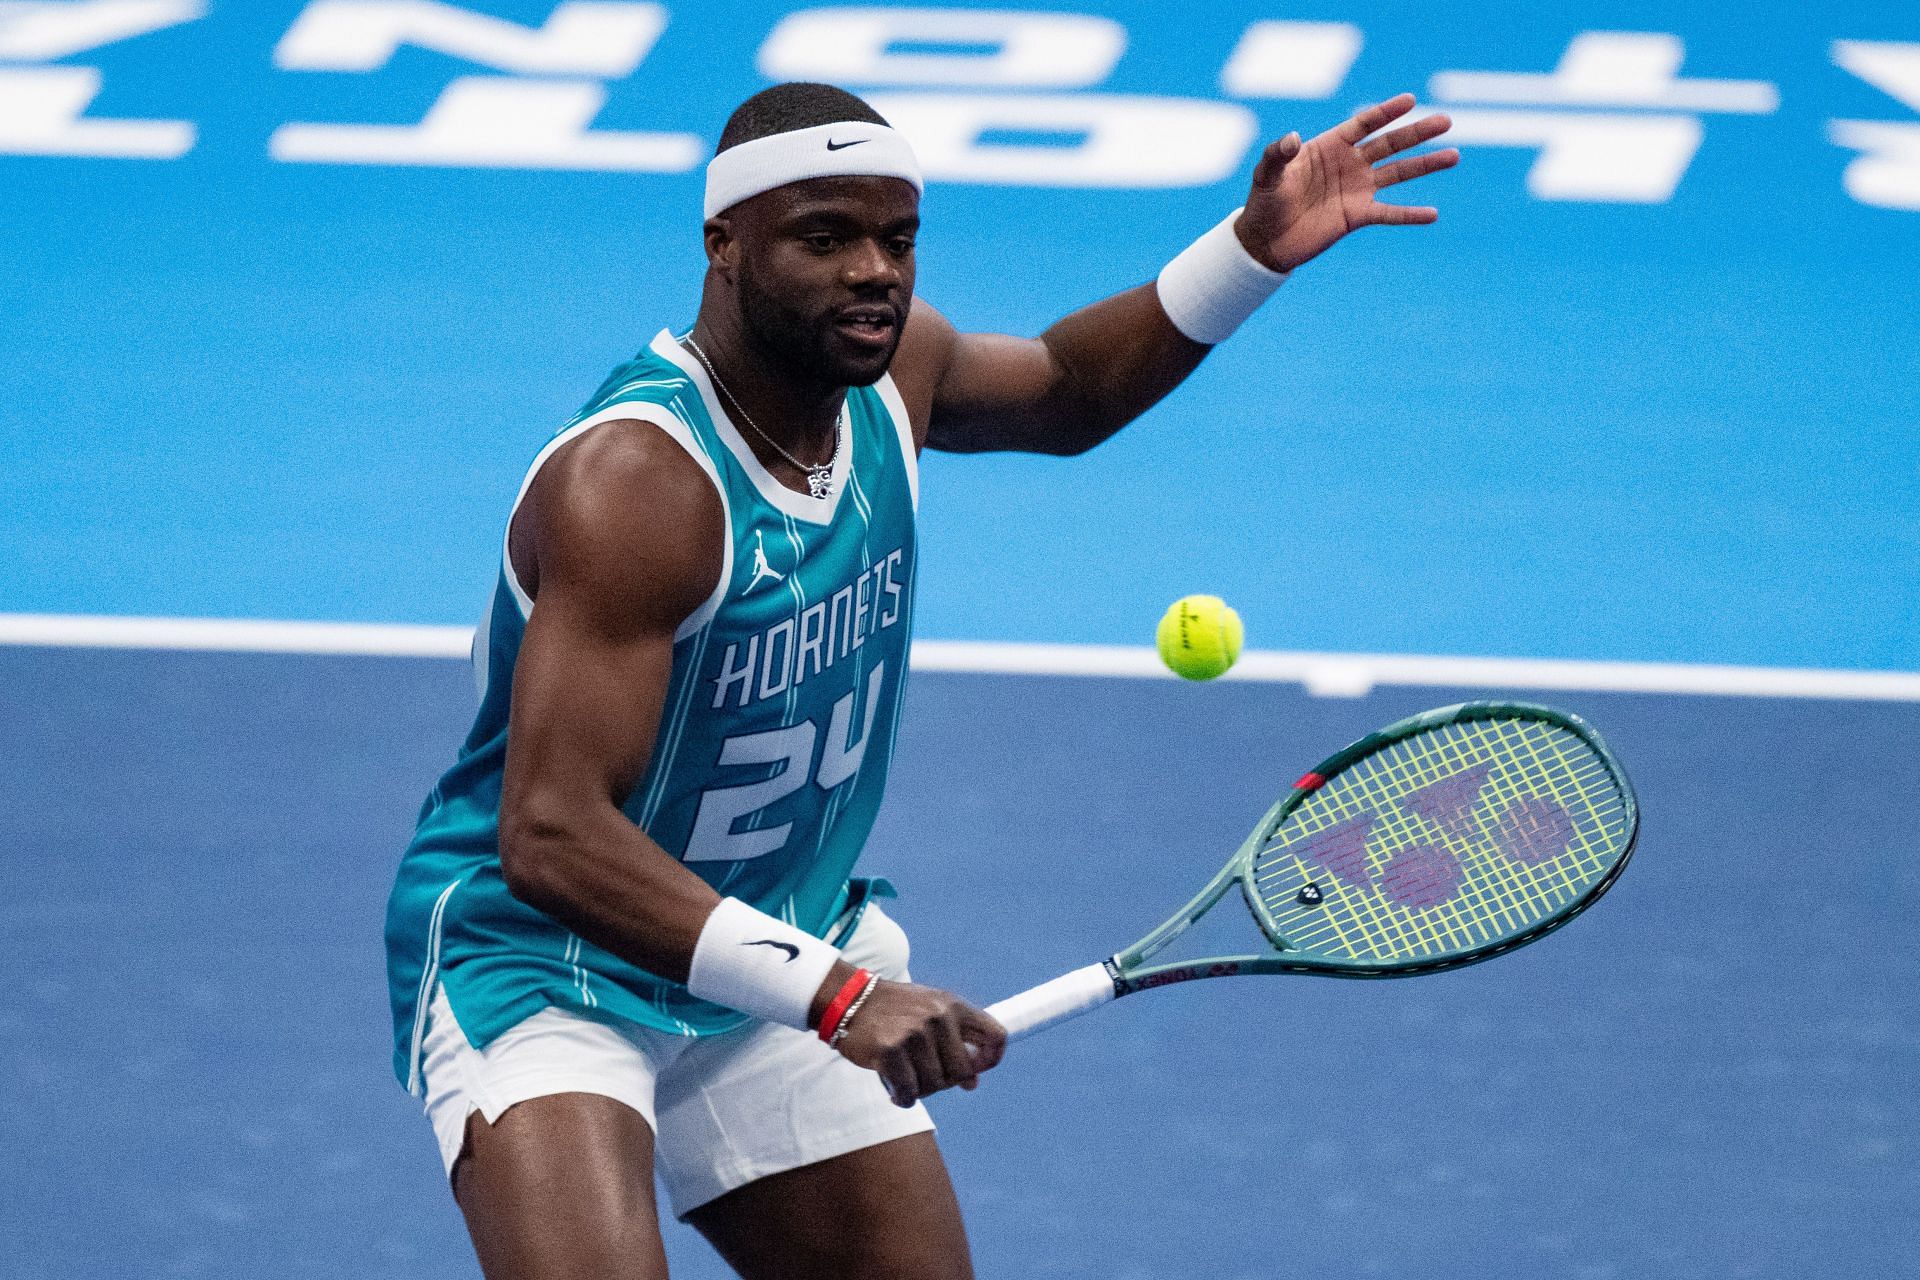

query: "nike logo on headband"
left=825, top=138, right=869, bottom=151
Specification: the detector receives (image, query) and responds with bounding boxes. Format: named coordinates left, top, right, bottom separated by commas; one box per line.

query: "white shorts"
left=418, top=902, right=934, bottom=1218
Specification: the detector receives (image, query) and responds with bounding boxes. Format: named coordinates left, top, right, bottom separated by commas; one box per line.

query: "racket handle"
left=985, top=963, right=1117, bottom=1041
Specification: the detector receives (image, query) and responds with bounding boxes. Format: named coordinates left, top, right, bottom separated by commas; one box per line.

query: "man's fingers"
left=1373, top=148, right=1459, bottom=190
left=1334, top=92, right=1415, bottom=145
left=1368, top=203, right=1440, bottom=226
left=904, top=1029, right=946, bottom=1103
left=1249, top=132, right=1301, bottom=191
left=960, top=1009, right=1008, bottom=1073
left=1358, top=113, right=1452, bottom=164
left=933, top=1015, right=978, bottom=1093
left=881, top=1047, right=920, bottom=1108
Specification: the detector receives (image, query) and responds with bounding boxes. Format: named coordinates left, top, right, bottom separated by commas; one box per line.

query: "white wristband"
left=686, top=897, right=841, bottom=1030
left=1154, top=208, right=1289, bottom=345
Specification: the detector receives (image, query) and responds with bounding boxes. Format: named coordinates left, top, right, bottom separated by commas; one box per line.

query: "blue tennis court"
left=3, top=645, right=1914, bottom=1278
left=3, top=0, right=1916, bottom=1275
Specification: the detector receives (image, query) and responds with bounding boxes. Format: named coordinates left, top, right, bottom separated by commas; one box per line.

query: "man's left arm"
left=892, top=94, right=1456, bottom=456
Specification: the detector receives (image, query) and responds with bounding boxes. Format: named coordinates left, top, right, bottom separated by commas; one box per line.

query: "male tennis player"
left=386, top=82, right=1454, bottom=1279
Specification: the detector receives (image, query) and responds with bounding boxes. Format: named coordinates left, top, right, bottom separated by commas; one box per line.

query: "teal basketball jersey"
left=386, top=329, right=920, bottom=1093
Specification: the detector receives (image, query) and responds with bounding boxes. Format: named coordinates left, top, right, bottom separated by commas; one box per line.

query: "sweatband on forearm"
left=685, top=897, right=842, bottom=1029
left=1154, top=208, right=1290, bottom=345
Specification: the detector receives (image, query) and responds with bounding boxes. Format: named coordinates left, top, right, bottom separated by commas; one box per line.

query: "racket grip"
left=984, top=963, right=1117, bottom=1041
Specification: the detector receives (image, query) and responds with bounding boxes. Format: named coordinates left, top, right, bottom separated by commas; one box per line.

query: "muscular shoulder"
left=885, top=297, right=960, bottom=449
left=512, top=418, right=727, bottom=634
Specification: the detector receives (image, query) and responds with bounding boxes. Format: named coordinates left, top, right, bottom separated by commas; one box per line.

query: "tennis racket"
left=984, top=701, right=1638, bottom=1040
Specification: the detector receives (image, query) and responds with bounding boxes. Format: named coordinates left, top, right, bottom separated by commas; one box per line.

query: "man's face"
left=712, top=175, right=920, bottom=388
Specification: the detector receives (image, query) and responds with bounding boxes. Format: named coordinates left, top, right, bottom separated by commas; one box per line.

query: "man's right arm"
left=496, top=419, right=1003, bottom=1102
left=496, top=419, right=725, bottom=981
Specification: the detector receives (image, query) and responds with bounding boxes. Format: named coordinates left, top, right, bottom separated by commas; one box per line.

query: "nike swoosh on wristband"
left=825, top=138, right=868, bottom=151
left=745, top=939, right=801, bottom=962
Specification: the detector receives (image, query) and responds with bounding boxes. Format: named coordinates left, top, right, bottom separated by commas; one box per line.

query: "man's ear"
left=703, top=216, right=737, bottom=275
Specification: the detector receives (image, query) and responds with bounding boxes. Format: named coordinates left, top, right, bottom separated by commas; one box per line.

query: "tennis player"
left=385, top=81, right=1454, bottom=1279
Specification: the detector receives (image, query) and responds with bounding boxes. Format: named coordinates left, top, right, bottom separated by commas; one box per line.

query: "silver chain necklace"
left=683, top=335, right=839, bottom=499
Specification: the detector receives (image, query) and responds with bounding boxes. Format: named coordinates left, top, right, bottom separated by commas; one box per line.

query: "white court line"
left=0, top=613, right=471, bottom=658
left=1, top=612, right=1916, bottom=702
left=908, top=640, right=1920, bottom=702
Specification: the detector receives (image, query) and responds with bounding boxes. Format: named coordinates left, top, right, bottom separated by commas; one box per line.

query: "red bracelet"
left=816, top=968, right=873, bottom=1042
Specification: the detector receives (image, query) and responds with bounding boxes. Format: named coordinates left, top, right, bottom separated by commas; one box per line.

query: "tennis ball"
left=1156, top=595, right=1243, bottom=681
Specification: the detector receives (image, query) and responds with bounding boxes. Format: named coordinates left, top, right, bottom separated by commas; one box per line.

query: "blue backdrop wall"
left=3, top=0, right=1914, bottom=669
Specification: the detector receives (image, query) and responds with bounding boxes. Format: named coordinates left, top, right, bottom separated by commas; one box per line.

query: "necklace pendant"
left=807, top=468, right=833, bottom=499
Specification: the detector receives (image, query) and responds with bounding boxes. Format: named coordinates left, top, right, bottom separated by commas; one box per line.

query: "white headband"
left=704, top=121, right=924, bottom=218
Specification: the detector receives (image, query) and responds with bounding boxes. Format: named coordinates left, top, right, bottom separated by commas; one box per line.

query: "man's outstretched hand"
left=1236, top=93, right=1458, bottom=274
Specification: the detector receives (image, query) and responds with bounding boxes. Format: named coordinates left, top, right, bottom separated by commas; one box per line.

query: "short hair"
left=716, top=83, right=889, bottom=155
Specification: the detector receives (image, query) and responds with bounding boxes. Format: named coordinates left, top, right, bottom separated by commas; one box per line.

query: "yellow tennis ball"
left=1156, top=595, right=1243, bottom=681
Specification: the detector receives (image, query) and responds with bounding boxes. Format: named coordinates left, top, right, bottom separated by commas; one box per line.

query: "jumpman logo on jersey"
left=745, top=530, right=785, bottom=594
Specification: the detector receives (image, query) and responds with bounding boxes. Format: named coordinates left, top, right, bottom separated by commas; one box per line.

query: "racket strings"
left=1331, top=723, right=1622, bottom=957
left=1249, top=718, right=1632, bottom=963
